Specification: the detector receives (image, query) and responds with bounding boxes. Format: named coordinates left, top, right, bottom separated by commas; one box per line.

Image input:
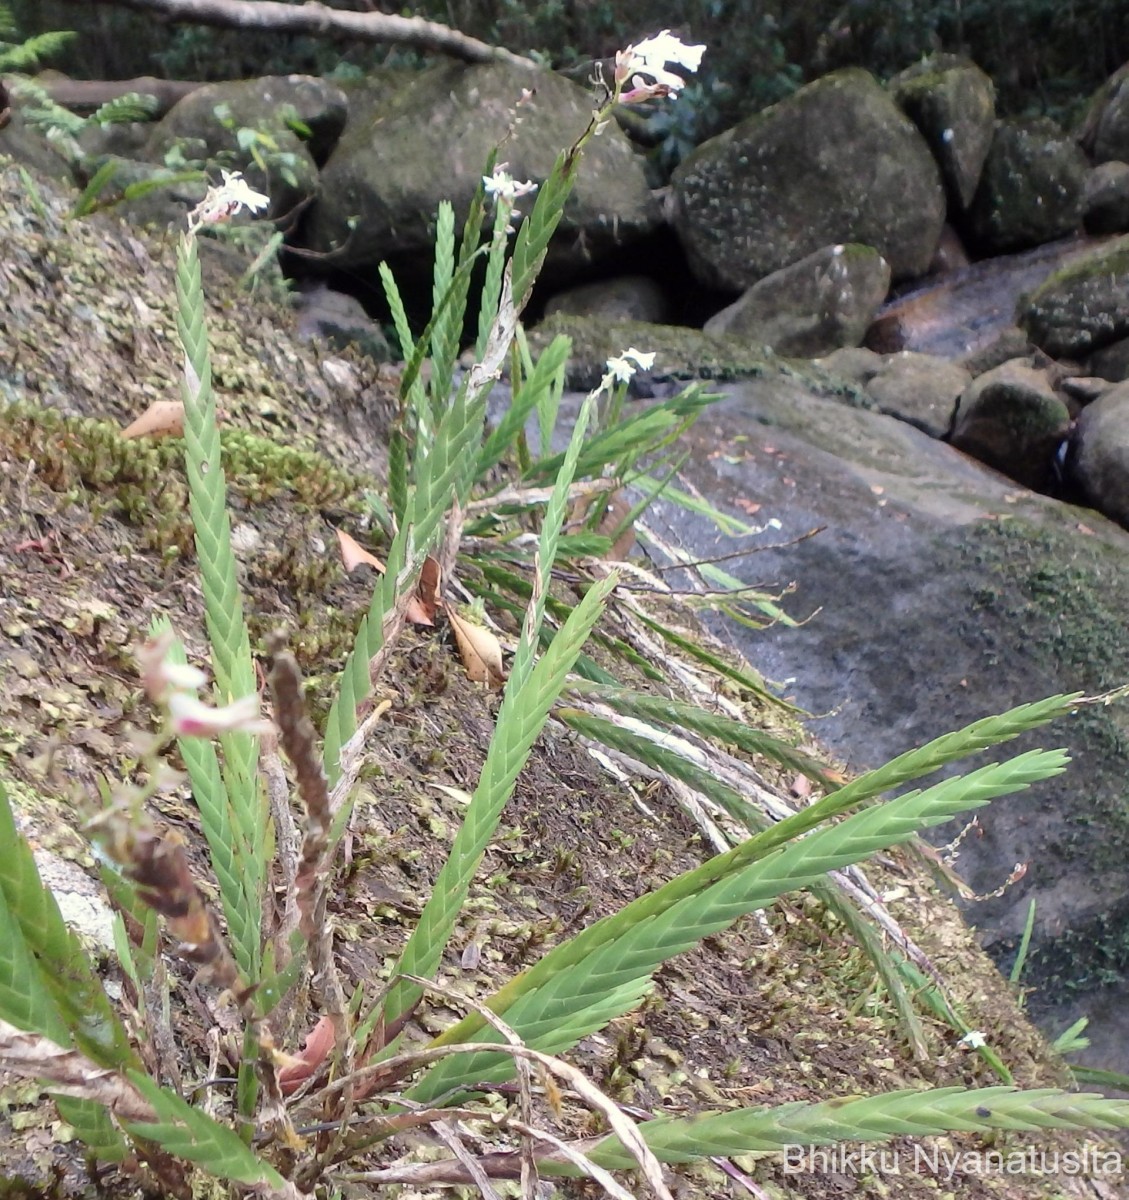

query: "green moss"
left=962, top=517, right=1129, bottom=990
left=0, top=399, right=366, bottom=549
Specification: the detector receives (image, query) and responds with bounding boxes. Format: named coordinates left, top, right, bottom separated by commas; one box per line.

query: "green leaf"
left=175, top=236, right=264, bottom=981
left=413, top=748, right=1067, bottom=1097
left=0, top=884, right=71, bottom=1045
left=477, top=334, right=571, bottom=477
left=371, top=568, right=618, bottom=1041
left=53, top=1096, right=129, bottom=1163
left=583, top=1087, right=1129, bottom=1168
left=510, top=149, right=579, bottom=306
left=151, top=620, right=259, bottom=983
left=0, top=782, right=134, bottom=1067
left=573, top=685, right=835, bottom=787
left=123, top=1072, right=287, bottom=1188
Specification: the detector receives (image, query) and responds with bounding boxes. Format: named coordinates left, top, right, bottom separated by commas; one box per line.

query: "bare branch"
left=52, top=0, right=537, bottom=67
left=0, top=1020, right=156, bottom=1123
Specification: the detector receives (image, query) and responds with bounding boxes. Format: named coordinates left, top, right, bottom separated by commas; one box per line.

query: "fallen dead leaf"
left=336, top=528, right=386, bottom=574
left=277, top=1015, right=336, bottom=1096
left=410, top=555, right=441, bottom=625
left=734, top=498, right=761, bottom=515
left=121, top=400, right=185, bottom=440
left=447, top=607, right=505, bottom=688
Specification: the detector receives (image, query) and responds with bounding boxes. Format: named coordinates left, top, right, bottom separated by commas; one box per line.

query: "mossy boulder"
left=864, top=350, right=971, bottom=437
left=306, top=62, right=659, bottom=279
left=1067, top=384, right=1129, bottom=527
left=671, top=69, right=945, bottom=290
left=1078, top=61, right=1129, bottom=163
left=965, top=117, right=1087, bottom=253
left=1082, top=160, right=1129, bottom=234
left=1020, top=234, right=1129, bottom=357
left=145, top=75, right=346, bottom=216
left=889, top=53, right=996, bottom=211
left=703, top=242, right=891, bottom=357
left=949, top=358, right=1070, bottom=488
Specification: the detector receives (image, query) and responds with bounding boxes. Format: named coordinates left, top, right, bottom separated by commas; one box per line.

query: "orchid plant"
left=3, top=30, right=1129, bottom=1200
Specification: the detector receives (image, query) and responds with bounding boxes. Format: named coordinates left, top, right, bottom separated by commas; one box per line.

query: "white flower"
left=168, top=691, right=272, bottom=738
left=138, top=632, right=270, bottom=737
left=139, top=632, right=207, bottom=702
left=616, top=30, right=706, bottom=96
left=956, top=1030, right=986, bottom=1050
left=187, top=169, right=270, bottom=232
left=604, top=347, right=656, bottom=385
left=482, top=169, right=538, bottom=204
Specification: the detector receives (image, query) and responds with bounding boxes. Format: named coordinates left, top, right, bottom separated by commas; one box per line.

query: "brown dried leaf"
left=416, top=555, right=441, bottom=617
left=447, top=608, right=505, bottom=689
left=336, top=528, right=386, bottom=574
left=120, top=400, right=185, bottom=440
left=277, top=1015, right=336, bottom=1096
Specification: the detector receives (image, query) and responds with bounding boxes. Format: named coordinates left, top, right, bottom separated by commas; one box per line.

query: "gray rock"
left=146, top=75, right=347, bottom=165
left=814, top=346, right=884, bottom=385
left=652, top=376, right=1129, bottom=1074
left=1082, top=161, right=1129, bottom=234
left=145, top=75, right=342, bottom=215
left=889, top=54, right=996, bottom=211
left=544, top=275, right=669, bottom=324
left=958, top=326, right=1035, bottom=377
left=1078, top=62, right=1129, bottom=164
left=950, top=358, right=1070, bottom=488
left=1067, top=385, right=1129, bottom=526
left=1020, top=235, right=1129, bottom=357
left=295, top=284, right=390, bottom=363
left=671, top=69, right=945, bottom=290
left=1090, top=335, right=1129, bottom=382
left=703, top=243, right=891, bottom=356
left=965, top=118, right=1087, bottom=253
left=307, top=63, right=659, bottom=278
left=928, top=224, right=971, bottom=275
left=865, top=350, right=971, bottom=437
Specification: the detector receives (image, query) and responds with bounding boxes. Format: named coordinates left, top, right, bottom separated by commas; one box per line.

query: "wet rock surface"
left=645, top=376, right=1129, bottom=1073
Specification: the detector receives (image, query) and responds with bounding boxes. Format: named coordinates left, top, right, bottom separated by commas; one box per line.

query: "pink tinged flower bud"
left=168, top=691, right=272, bottom=738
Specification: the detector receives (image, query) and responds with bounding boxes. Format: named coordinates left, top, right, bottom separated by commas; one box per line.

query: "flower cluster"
left=602, top=347, right=655, bottom=391
left=615, top=30, right=706, bottom=104
left=140, top=632, right=271, bottom=738
left=186, top=168, right=270, bottom=233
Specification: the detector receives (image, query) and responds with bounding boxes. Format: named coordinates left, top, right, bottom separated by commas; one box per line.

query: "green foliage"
left=3, top=44, right=1129, bottom=1200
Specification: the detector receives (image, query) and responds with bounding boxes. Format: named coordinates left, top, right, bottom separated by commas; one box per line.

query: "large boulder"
left=949, top=359, right=1071, bottom=488
left=703, top=243, right=890, bottom=356
left=145, top=75, right=346, bottom=215
left=1078, top=62, right=1129, bottom=163
left=1067, top=385, right=1129, bottom=527
left=654, top=376, right=1129, bottom=1075
left=1082, top=161, right=1129, bottom=234
left=1020, top=235, right=1129, bottom=357
left=889, top=54, right=996, bottom=211
left=671, top=69, right=945, bottom=290
left=965, top=118, right=1087, bottom=253
left=864, top=351, right=971, bottom=437
left=544, top=275, right=670, bottom=325
left=306, top=63, right=660, bottom=278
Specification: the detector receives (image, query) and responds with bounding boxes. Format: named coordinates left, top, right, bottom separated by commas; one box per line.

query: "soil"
left=0, top=154, right=1124, bottom=1199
